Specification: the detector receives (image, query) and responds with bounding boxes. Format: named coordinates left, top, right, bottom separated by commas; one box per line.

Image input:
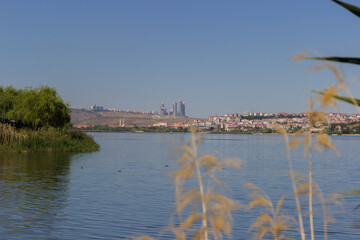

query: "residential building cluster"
left=90, top=104, right=104, bottom=111
left=156, top=112, right=360, bottom=131
left=88, top=104, right=360, bottom=132
left=198, top=112, right=360, bottom=131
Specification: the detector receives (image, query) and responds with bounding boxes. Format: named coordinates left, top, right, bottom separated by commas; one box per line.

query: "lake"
left=0, top=132, right=359, bottom=239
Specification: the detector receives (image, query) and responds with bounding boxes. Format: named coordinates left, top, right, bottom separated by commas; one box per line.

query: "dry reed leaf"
left=247, top=197, right=271, bottom=211
left=246, top=184, right=294, bottom=239
left=254, top=225, right=272, bottom=239
left=274, top=125, right=287, bottom=136
left=292, top=51, right=309, bottom=62
left=200, top=155, right=220, bottom=173
left=177, top=188, right=200, bottom=214
left=321, top=85, right=339, bottom=109
left=294, top=172, right=307, bottom=185
left=220, top=158, right=242, bottom=169
left=133, top=236, right=155, bottom=240
left=212, top=176, right=222, bottom=186
left=275, top=196, right=285, bottom=216
left=181, top=145, right=196, bottom=157
left=250, top=213, right=274, bottom=230
left=287, top=130, right=304, bottom=151
left=297, top=183, right=310, bottom=196
left=173, top=162, right=195, bottom=183
left=308, top=111, right=329, bottom=125
left=304, top=134, right=310, bottom=158
left=307, top=98, right=314, bottom=114
left=171, top=129, right=240, bottom=240
left=210, top=213, right=230, bottom=238
left=309, top=62, right=344, bottom=85
left=244, top=182, right=262, bottom=192
left=180, top=213, right=203, bottom=229
left=315, top=134, right=339, bottom=155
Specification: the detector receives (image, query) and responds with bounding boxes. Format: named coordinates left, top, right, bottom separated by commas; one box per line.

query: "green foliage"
left=0, top=86, right=20, bottom=116
left=0, top=128, right=99, bottom=153
left=333, top=0, right=360, bottom=18
left=311, top=90, right=360, bottom=106
left=306, top=57, right=360, bottom=65
left=241, top=115, right=273, bottom=120
left=0, top=85, right=71, bottom=129
left=79, top=125, right=189, bottom=133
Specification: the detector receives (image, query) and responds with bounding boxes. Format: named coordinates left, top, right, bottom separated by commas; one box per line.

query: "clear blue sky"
left=1, top=0, right=360, bottom=118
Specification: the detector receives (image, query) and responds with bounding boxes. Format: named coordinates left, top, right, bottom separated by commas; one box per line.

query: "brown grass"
left=245, top=183, right=295, bottom=240
left=136, top=127, right=241, bottom=240
left=0, top=123, right=25, bottom=144
left=136, top=56, right=355, bottom=240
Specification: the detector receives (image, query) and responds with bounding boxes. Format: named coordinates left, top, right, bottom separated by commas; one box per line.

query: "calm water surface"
left=0, top=133, right=359, bottom=239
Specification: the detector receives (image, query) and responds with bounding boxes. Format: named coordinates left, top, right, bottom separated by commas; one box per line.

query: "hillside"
left=71, top=109, right=203, bottom=127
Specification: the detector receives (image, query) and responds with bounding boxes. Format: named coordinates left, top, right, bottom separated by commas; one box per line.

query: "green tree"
left=1, top=85, right=71, bottom=129
left=0, top=86, right=20, bottom=118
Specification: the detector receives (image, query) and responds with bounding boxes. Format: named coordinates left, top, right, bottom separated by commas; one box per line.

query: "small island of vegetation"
left=0, top=85, right=99, bottom=153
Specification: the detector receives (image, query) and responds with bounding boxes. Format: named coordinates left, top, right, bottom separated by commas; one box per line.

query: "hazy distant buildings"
left=160, top=100, right=186, bottom=117
left=178, top=100, right=185, bottom=117
left=91, top=105, right=104, bottom=111
left=160, top=102, right=168, bottom=115
left=173, top=101, right=178, bottom=116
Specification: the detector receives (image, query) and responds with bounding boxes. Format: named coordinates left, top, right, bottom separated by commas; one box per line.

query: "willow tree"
left=1, top=85, right=71, bottom=129
left=0, top=86, right=20, bottom=118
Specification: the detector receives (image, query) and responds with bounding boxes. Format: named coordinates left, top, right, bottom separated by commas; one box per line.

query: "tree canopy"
left=0, top=85, right=71, bottom=129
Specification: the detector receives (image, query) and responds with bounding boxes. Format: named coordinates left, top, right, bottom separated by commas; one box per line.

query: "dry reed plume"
left=287, top=51, right=354, bottom=240
left=0, top=123, right=25, bottom=145
left=245, top=183, right=295, bottom=240
left=286, top=100, right=338, bottom=240
left=136, top=127, right=241, bottom=240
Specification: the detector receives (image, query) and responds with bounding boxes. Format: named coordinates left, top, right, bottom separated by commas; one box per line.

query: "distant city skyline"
left=160, top=100, right=186, bottom=117
left=1, top=1, right=360, bottom=118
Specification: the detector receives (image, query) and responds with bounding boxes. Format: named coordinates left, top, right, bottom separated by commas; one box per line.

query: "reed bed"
left=0, top=126, right=99, bottom=153
left=0, top=123, right=25, bottom=144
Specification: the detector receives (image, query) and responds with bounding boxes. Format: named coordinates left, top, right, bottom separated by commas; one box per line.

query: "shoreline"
left=82, top=130, right=360, bottom=136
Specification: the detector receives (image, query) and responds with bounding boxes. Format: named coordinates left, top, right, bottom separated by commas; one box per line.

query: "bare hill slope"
left=71, top=109, right=202, bottom=127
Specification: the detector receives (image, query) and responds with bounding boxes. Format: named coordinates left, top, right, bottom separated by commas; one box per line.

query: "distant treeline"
left=240, top=114, right=303, bottom=120
left=77, top=123, right=360, bottom=135
left=326, top=122, right=360, bottom=135
left=77, top=125, right=189, bottom=133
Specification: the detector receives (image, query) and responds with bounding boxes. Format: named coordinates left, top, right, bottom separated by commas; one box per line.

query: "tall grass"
left=0, top=127, right=99, bottom=153
left=137, top=128, right=241, bottom=240
left=138, top=1, right=360, bottom=238
left=136, top=119, right=345, bottom=240
left=0, top=123, right=25, bottom=144
left=245, top=183, right=295, bottom=240
left=171, top=128, right=241, bottom=240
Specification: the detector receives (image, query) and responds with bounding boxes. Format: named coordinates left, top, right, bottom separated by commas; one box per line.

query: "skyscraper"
left=159, top=100, right=186, bottom=117
left=178, top=100, right=185, bottom=117
left=160, top=102, right=167, bottom=115
left=172, top=101, right=178, bottom=116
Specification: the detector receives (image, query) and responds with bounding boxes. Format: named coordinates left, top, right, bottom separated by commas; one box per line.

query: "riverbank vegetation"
left=78, top=125, right=189, bottom=133
left=77, top=123, right=360, bottom=135
left=0, top=86, right=99, bottom=153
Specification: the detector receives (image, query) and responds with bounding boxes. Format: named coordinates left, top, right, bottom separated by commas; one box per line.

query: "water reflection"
left=0, top=153, right=73, bottom=239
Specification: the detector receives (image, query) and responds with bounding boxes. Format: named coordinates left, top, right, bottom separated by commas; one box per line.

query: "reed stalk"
left=278, top=127, right=306, bottom=240
left=308, top=133, right=314, bottom=240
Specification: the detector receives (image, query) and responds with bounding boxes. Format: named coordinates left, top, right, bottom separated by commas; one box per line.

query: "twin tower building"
left=160, top=100, right=186, bottom=117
